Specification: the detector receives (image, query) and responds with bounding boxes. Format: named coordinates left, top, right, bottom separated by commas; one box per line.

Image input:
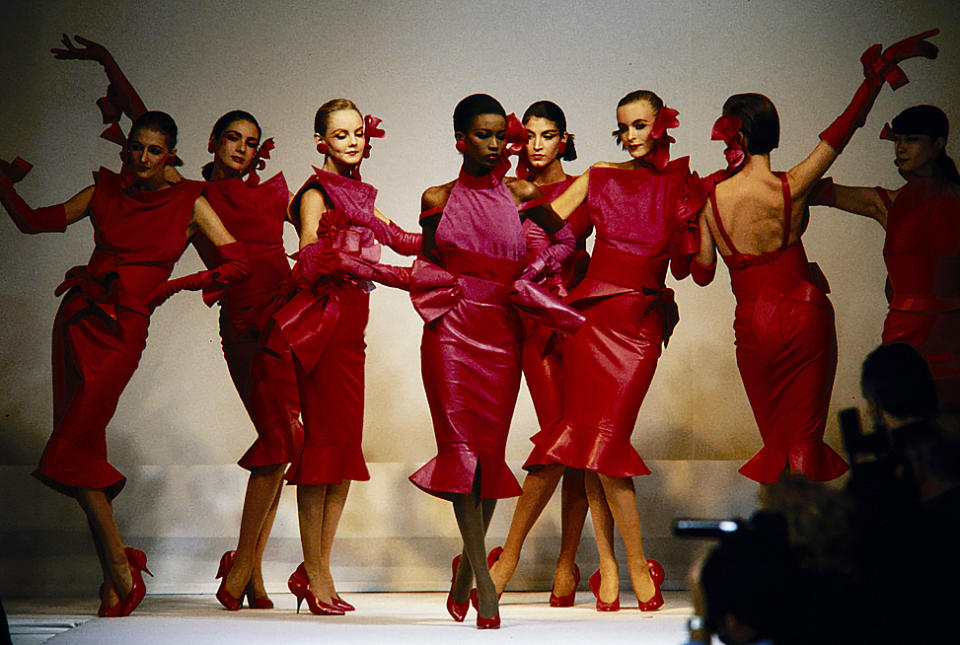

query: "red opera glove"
left=326, top=249, right=412, bottom=291
left=346, top=210, right=422, bottom=256
left=809, top=177, right=837, bottom=207
left=819, top=29, right=938, bottom=153
left=690, top=257, right=717, bottom=286
left=0, top=172, right=67, bottom=234
left=290, top=241, right=332, bottom=286
left=520, top=222, right=574, bottom=281
left=147, top=241, right=250, bottom=310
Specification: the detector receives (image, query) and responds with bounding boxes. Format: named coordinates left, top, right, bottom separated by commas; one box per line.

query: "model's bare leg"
left=316, top=480, right=350, bottom=600
left=222, top=464, right=284, bottom=599
left=223, top=464, right=285, bottom=599
left=596, top=473, right=655, bottom=603
left=552, top=467, right=588, bottom=597
left=585, top=471, right=619, bottom=603
left=88, top=517, right=120, bottom=609
left=297, top=483, right=336, bottom=604
left=489, top=463, right=564, bottom=594
left=247, top=468, right=284, bottom=599
left=452, top=486, right=498, bottom=619
left=77, top=488, right=131, bottom=601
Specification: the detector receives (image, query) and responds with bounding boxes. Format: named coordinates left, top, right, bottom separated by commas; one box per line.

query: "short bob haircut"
left=722, top=93, right=780, bottom=156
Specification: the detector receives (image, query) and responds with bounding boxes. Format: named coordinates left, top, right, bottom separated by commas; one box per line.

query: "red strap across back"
left=709, top=171, right=793, bottom=256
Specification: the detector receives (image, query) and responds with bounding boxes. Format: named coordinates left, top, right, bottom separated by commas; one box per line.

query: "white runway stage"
left=8, top=591, right=693, bottom=644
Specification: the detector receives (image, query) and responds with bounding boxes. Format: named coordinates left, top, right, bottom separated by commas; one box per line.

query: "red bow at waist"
left=54, top=256, right=156, bottom=319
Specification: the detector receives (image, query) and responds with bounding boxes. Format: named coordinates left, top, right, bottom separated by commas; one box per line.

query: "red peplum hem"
left=523, top=421, right=651, bottom=478
left=738, top=441, right=848, bottom=483
left=238, top=419, right=304, bottom=470
left=409, top=449, right=522, bottom=501
left=285, top=443, right=369, bottom=485
left=33, top=436, right=126, bottom=499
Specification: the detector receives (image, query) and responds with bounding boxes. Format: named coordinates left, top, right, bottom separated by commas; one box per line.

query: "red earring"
left=557, top=140, right=567, bottom=155
left=317, top=141, right=329, bottom=154
left=455, top=140, right=467, bottom=153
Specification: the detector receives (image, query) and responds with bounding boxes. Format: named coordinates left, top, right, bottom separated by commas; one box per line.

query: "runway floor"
left=7, top=590, right=694, bottom=644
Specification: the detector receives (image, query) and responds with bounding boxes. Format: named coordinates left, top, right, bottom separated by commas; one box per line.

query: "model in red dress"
left=696, top=32, right=938, bottom=483
left=514, top=90, right=702, bottom=612
left=50, top=38, right=305, bottom=610
left=407, top=94, right=578, bottom=628
left=276, top=98, right=419, bottom=616
left=486, top=101, right=593, bottom=607
left=814, top=103, right=960, bottom=410
left=1, top=110, right=249, bottom=617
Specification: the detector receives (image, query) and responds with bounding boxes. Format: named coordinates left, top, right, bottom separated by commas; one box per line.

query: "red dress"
left=276, top=169, right=379, bottom=485
left=196, top=173, right=302, bottom=469
left=524, top=161, right=698, bottom=476
left=408, top=170, right=577, bottom=500
left=709, top=173, right=848, bottom=483
left=34, top=168, right=204, bottom=498
left=519, top=176, right=592, bottom=430
left=878, top=176, right=960, bottom=407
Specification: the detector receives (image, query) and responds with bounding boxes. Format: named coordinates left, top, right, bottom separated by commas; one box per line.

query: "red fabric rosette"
left=711, top=114, right=745, bottom=173
left=647, top=106, right=679, bottom=171
left=244, top=137, right=275, bottom=187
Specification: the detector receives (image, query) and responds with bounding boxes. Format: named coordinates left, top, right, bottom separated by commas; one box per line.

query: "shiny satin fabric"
left=881, top=176, right=960, bottom=405
left=33, top=169, right=203, bottom=498
left=199, top=174, right=303, bottom=470
left=280, top=170, right=380, bottom=485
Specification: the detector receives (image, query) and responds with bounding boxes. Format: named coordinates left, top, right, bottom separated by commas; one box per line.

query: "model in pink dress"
left=2, top=110, right=249, bottom=617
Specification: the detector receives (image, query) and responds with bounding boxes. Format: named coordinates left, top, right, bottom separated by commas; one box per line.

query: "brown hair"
left=314, top=98, right=360, bottom=135
left=611, top=90, right=663, bottom=145
left=722, top=93, right=780, bottom=155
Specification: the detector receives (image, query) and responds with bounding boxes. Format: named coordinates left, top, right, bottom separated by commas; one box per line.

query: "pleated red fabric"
left=34, top=168, right=203, bottom=498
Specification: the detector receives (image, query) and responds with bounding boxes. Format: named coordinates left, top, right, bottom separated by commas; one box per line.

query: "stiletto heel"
left=637, top=558, right=664, bottom=612
left=447, top=554, right=469, bottom=622
left=119, top=547, right=153, bottom=617
left=214, top=550, right=242, bottom=611
left=588, top=568, right=620, bottom=612
left=287, top=563, right=345, bottom=616
left=549, top=563, right=580, bottom=607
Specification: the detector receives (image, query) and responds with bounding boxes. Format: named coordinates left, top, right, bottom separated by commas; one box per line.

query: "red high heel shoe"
left=97, top=582, right=122, bottom=617
left=214, top=550, right=242, bottom=611
left=287, top=563, right=345, bottom=616
left=447, top=554, right=469, bottom=622
left=476, top=612, right=500, bottom=629
left=549, top=564, right=580, bottom=607
left=637, top=558, right=664, bottom=612
left=588, top=568, right=620, bottom=612
left=244, top=584, right=274, bottom=609
left=331, top=595, right=355, bottom=612
left=118, top=547, right=153, bottom=617
left=469, top=547, right=504, bottom=610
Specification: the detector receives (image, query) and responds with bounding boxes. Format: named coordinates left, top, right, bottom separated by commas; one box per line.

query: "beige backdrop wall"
left=1, top=0, right=957, bottom=596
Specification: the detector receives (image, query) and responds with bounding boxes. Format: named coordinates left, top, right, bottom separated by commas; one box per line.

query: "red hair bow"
left=245, top=137, right=276, bottom=186
left=363, top=115, right=386, bottom=159
left=648, top=106, right=679, bottom=171
left=711, top=114, right=745, bottom=172
left=879, top=123, right=896, bottom=141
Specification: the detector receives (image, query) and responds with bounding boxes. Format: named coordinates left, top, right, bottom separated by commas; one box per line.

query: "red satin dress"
left=878, top=176, right=960, bottom=407
left=409, top=170, right=536, bottom=500
left=524, top=160, right=698, bottom=477
left=710, top=173, right=848, bottom=483
left=277, top=169, right=378, bottom=485
left=520, top=176, right=592, bottom=430
left=33, top=168, right=204, bottom=498
left=196, top=173, right=302, bottom=469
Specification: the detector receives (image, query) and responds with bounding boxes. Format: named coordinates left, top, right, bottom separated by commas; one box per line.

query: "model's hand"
left=51, top=34, right=112, bottom=64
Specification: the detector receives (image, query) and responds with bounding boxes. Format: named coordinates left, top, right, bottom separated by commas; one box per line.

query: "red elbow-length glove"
left=0, top=166, right=67, bottom=234
left=148, top=241, right=250, bottom=310
left=519, top=221, right=575, bottom=281
left=820, top=29, right=938, bottom=153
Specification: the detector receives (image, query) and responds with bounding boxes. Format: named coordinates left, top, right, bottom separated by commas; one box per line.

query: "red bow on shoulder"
left=647, top=106, right=679, bottom=171
left=710, top=114, right=745, bottom=172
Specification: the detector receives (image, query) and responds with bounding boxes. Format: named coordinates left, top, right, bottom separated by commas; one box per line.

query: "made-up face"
left=525, top=116, right=567, bottom=168
left=212, top=119, right=260, bottom=176
left=894, top=133, right=945, bottom=176
left=616, top=99, right=658, bottom=160
left=317, top=109, right=365, bottom=167
left=459, top=113, right=507, bottom=169
left=122, top=128, right=174, bottom=182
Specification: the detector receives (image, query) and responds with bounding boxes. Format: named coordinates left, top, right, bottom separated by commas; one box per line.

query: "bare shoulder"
left=594, top=160, right=629, bottom=170
left=505, top=177, right=541, bottom=203
left=421, top=180, right=455, bottom=211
